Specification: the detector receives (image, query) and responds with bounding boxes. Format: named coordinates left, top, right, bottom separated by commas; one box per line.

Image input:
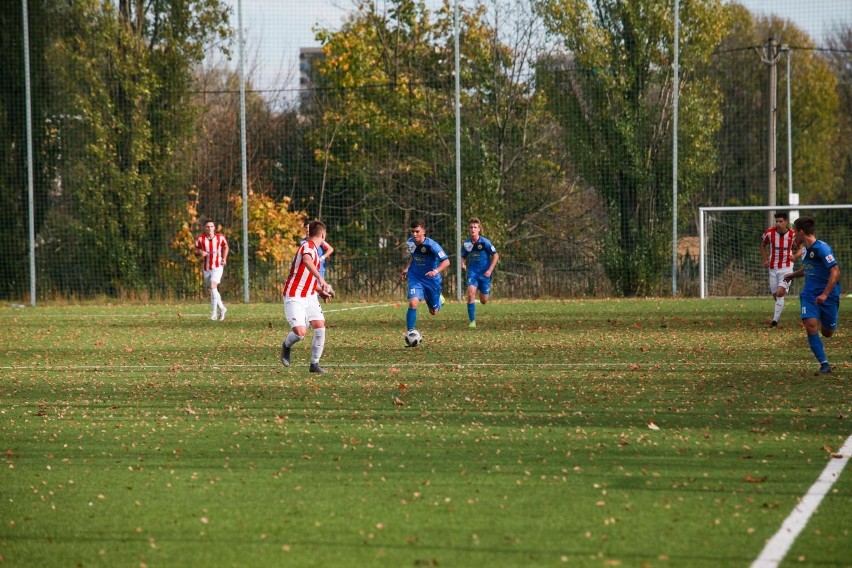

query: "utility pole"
left=759, top=37, right=782, bottom=228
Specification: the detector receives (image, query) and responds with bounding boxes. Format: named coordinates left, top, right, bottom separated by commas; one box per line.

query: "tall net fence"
left=1, top=1, right=850, bottom=303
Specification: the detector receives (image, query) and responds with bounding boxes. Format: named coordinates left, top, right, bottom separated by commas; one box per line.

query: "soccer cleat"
left=309, top=362, right=326, bottom=374
left=218, top=306, right=227, bottom=321
left=211, top=311, right=218, bottom=321
left=769, top=320, right=778, bottom=328
left=468, top=321, right=477, bottom=328
left=280, top=341, right=291, bottom=367
left=819, top=362, right=832, bottom=374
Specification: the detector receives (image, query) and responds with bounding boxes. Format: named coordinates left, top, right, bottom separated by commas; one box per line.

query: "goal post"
left=698, top=204, right=851, bottom=298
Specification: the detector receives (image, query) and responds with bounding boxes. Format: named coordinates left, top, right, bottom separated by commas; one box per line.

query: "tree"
left=534, top=0, right=727, bottom=295
left=706, top=4, right=843, bottom=207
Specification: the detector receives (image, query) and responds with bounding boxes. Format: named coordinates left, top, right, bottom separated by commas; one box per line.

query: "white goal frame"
left=698, top=204, right=851, bottom=298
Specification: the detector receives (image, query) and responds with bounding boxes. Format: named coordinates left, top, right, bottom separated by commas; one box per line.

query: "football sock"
left=773, top=297, right=784, bottom=321
left=406, top=308, right=417, bottom=331
left=467, top=302, right=476, bottom=322
left=310, top=328, right=325, bottom=364
left=284, top=331, right=302, bottom=349
left=212, top=288, right=224, bottom=311
left=807, top=332, right=827, bottom=364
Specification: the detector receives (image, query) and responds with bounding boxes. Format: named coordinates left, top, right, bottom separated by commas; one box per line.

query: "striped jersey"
left=195, top=233, right=228, bottom=271
left=283, top=240, right=320, bottom=298
left=761, top=227, right=796, bottom=269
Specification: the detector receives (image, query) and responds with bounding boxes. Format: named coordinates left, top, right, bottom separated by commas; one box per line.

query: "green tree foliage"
left=10, top=0, right=230, bottom=298
left=706, top=4, right=843, bottom=207
left=534, top=0, right=727, bottom=295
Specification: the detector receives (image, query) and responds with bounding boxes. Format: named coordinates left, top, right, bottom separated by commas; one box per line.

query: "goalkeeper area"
left=1, top=298, right=849, bottom=567
left=699, top=205, right=851, bottom=298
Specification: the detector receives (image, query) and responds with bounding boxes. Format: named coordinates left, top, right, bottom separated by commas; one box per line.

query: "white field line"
left=0, top=361, right=816, bottom=371
left=0, top=303, right=396, bottom=318
left=751, top=434, right=852, bottom=568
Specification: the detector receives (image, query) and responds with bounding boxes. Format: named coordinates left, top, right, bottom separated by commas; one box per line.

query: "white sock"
left=773, top=297, right=784, bottom=321
left=284, top=331, right=302, bottom=348
left=210, top=290, right=218, bottom=315
left=211, top=289, right=225, bottom=311
left=310, top=328, right=326, bottom=364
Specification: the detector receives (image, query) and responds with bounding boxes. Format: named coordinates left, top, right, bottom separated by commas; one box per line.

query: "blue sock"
left=467, top=302, right=476, bottom=322
left=406, top=308, right=417, bottom=331
left=807, top=332, right=827, bottom=364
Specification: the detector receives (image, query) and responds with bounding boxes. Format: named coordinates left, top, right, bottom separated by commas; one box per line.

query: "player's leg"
left=282, top=298, right=308, bottom=367
left=210, top=267, right=226, bottom=320
left=800, top=296, right=830, bottom=373
left=466, top=275, right=478, bottom=325
left=307, top=299, right=327, bottom=373
left=425, top=280, right=443, bottom=315
left=771, top=270, right=789, bottom=327
left=204, top=271, right=217, bottom=320
left=407, top=280, right=424, bottom=331
left=819, top=297, right=839, bottom=339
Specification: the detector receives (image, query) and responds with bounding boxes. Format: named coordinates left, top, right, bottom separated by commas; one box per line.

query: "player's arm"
left=816, top=265, right=840, bottom=304
left=784, top=268, right=804, bottom=281
left=194, top=239, right=207, bottom=258
left=759, top=238, right=769, bottom=267
left=221, top=240, right=229, bottom=264
left=400, top=258, right=412, bottom=280
left=485, top=252, right=499, bottom=277
left=428, top=258, right=450, bottom=278
left=320, top=241, right=334, bottom=262
left=302, top=251, right=327, bottom=289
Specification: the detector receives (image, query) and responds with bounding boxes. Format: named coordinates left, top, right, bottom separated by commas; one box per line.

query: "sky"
left=222, top=0, right=852, bottom=93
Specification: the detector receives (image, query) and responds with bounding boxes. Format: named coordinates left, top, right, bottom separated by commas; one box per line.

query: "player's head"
left=204, top=220, right=216, bottom=236
left=774, top=212, right=789, bottom=230
left=308, top=220, right=326, bottom=240
left=410, top=220, right=427, bottom=244
left=793, top=216, right=815, bottom=236
left=468, top=217, right=481, bottom=238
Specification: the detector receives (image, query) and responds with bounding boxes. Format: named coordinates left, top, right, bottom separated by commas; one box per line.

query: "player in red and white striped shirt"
left=760, top=212, right=800, bottom=328
left=281, top=220, right=330, bottom=373
left=194, top=220, right=229, bottom=321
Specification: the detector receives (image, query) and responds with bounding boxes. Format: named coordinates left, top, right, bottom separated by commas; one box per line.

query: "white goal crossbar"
left=699, top=204, right=851, bottom=299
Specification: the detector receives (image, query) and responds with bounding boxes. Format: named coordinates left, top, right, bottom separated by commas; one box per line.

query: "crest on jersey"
left=420, top=246, right=428, bottom=254
left=809, top=251, right=815, bottom=259
left=476, top=243, right=484, bottom=250
left=407, top=242, right=417, bottom=254
left=463, top=242, right=474, bottom=252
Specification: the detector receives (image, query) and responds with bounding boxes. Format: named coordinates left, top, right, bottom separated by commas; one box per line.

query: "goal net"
left=699, top=205, right=851, bottom=298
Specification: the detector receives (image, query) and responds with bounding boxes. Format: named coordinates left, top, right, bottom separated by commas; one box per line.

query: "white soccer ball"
left=404, top=329, right=422, bottom=347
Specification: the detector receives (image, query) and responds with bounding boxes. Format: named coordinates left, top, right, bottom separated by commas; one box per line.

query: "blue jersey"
left=801, top=240, right=840, bottom=299
left=461, top=236, right=497, bottom=275
left=407, top=237, right=448, bottom=280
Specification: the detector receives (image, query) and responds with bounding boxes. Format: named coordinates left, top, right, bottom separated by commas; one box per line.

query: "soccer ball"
left=404, top=329, right=422, bottom=347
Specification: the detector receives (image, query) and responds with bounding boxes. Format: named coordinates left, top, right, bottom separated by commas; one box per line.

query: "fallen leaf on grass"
left=744, top=475, right=767, bottom=483
left=830, top=453, right=845, bottom=459
left=647, top=421, right=660, bottom=431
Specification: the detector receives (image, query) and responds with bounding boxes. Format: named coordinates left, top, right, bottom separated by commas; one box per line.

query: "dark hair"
left=410, top=219, right=426, bottom=230
left=204, top=219, right=215, bottom=227
left=308, top=220, right=326, bottom=237
left=774, top=212, right=788, bottom=221
left=793, top=216, right=816, bottom=235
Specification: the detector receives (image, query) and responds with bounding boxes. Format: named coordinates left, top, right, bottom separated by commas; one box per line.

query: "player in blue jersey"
left=784, top=216, right=841, bottom=374
left=302, top=221, right=334, bottom=279
left=461, top=218, right=499, bottom=328
left=400, top=219, right=450, bottom=335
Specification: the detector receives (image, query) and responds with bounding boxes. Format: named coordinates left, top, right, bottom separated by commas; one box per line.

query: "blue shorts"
left=800, top=293, right=840, bottom=331
left=408, top=276, right=443, bottom=311
left=466, top=273, right=492, bottom=296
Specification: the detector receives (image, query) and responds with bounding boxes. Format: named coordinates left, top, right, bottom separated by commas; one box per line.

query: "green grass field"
left=0, top=298, right=849, bottom=567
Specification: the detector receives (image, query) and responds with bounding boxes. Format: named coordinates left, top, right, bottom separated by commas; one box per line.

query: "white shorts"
left=284, top=295, right=324, bottom=329
left=203, top=266, right=224, bottom=287
left=768, top=267, right=792, bottom=294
